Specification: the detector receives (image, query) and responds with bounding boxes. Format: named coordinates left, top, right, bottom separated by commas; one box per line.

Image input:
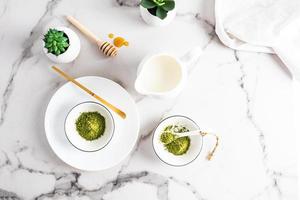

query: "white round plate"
left=152, top=115, right=203, bottom=166
left=45, top=76, right=139, bottom=171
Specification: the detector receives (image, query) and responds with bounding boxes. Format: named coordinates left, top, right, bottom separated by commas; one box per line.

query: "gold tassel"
left=200, top=131, right=219, bottom=161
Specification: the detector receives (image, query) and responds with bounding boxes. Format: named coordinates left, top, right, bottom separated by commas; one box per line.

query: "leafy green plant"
left=140, top=0, right=175, bottom=20
left=43, top=29, right=69, bottom=56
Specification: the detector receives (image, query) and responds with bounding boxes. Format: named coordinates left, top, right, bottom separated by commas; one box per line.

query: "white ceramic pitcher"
left=135, top=47, right=203, bottom=98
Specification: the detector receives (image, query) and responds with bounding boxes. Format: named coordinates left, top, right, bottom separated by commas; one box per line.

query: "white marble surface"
left=0, top=0, right=297, bottom=199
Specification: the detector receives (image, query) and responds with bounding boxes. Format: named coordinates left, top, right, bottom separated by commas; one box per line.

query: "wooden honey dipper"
left=66, top=16, right=117, bottom=57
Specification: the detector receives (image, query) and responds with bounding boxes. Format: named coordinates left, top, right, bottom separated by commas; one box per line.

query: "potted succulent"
left=140, top=0, right=176, bottom=26
left=43, top=27, right=80, bottom=63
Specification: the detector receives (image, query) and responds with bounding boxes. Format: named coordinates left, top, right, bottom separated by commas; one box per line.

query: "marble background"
left=0, top=0, right=297, bottom=199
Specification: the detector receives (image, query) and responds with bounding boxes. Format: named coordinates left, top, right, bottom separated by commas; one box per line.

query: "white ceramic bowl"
left=64, top=101, right=115, bottom=152
left=152, top=115, right=203, bottom=166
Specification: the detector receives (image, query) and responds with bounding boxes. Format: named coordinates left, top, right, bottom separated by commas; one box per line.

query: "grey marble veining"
left=234, top=50, right=283, bottom=198
left=0, top=150, right=201, bottom=200
left=0, top=0, right=62, bottom=126
left=0, top=0, right=8, bottom=18
left=115, top=0, right=140, bottom=7
left=0, top=0, right=296, bottom=199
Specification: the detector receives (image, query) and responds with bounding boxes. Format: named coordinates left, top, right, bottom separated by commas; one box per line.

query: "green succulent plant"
left=140, top=0, right=175, bottom=20
left=43, top=29, right=69, bottom=56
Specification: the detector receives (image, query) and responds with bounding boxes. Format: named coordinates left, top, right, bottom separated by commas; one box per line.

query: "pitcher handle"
left=179, top=46, right=203, bottom=68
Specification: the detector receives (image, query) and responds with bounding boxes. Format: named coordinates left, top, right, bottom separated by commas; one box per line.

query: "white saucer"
left=45, top=76, right=139, bottom=171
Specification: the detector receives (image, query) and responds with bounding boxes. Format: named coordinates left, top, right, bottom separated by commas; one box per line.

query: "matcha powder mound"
left=75, top=112, right=106, bottom=141
left=165, top=137, right=190, bottom=155
left=160, top=125, right=190, bottom=155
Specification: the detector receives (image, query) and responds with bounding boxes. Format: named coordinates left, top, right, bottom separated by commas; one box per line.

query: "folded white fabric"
left=215, top=0, right=300, bottom=80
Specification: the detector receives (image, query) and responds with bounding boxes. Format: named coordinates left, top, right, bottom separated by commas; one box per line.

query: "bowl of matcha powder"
left=152, top=115, right=203, bottom=166
left=64, top=101, right=115, bottom=152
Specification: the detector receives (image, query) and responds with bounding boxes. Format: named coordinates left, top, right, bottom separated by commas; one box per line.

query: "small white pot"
left=140, top=5, right=176, bottom=26
left=43, top=27, right=80, bottom=63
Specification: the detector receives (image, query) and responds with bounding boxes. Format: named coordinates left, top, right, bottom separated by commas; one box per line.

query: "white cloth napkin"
left=215, top=0, right=300, bottom=81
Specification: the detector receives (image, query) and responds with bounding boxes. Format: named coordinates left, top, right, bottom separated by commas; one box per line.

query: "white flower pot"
left=140, top=5, right=176, bottom=26
left=43, top=27, right=80, bottom=63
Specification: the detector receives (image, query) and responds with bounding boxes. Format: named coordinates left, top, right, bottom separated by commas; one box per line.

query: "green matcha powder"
left=75, top=112, right=106, bottom=141
left=160, top=125, right=190, bottom=155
